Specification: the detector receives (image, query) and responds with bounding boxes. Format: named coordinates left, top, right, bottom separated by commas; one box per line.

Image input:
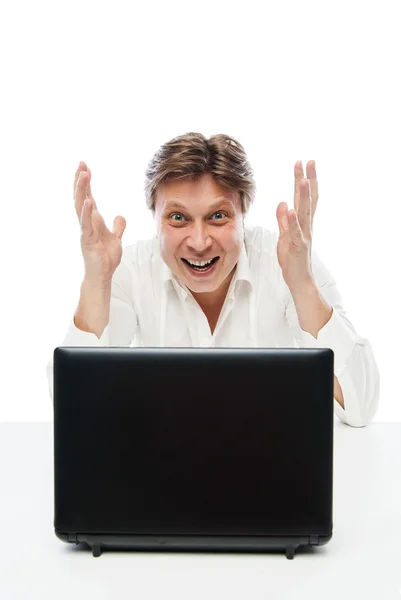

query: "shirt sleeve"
left=46, top=246, right=138, bottom=402
left=283, top=249, right=380, bottom=428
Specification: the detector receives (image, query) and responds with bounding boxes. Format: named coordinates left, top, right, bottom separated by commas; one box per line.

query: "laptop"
left=53, top=346, right=334, bottom=560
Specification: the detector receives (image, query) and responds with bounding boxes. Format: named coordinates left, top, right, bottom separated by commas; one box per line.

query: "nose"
left=186, top=221, right=212, bottom=253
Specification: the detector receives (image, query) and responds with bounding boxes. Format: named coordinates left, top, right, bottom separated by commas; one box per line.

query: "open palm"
left=74, top=162, right=126, bottom=282
left=275, top=160, right=318, bottom=291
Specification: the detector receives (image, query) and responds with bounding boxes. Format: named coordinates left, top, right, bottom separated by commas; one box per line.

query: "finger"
left=294, top=161, right=304, bottom=213
left=74, top=161, right=87, bottom=198
left=74, top=171, right=89, bottom=218
left=74, top=161, right=82, bottom=195
left=80, top=199, right=95, bottom=241
left=276, top=202, right=290, bottom=235
left=296, top=179, right=312, bottom=238
left=86, top=166, right=95, bottom=202
left=74, top=163, right=97, bottom=211
left=288, top=209, right=303, bottom=245
left=306, top=160, right=318, bottom=220
left=112, top=216, right=127, bottom=240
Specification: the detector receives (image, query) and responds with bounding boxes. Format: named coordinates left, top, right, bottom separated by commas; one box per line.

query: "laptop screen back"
left=54, top=347, right=334, bottom=537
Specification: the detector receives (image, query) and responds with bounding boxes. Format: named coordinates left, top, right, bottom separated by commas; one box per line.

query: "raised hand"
left=275, top=160, right=319, bottom=292
left=74, top=161, right=127, bottom=284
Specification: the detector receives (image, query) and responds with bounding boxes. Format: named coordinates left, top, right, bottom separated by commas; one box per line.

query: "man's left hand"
left=276, top=160, right=319, bottom=292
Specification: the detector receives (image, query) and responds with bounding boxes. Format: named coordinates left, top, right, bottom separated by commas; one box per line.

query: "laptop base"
left=56, top=531, right=332, bottom=559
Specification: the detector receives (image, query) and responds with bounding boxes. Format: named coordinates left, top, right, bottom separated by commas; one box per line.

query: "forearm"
left=74, top=278, right=112, bottom=339
left=290, top=278, right=345, bottom=409
left=290, top=278, right=333, bottom=336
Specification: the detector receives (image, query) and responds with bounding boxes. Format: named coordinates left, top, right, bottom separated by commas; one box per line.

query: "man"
left=46, top=132, right=380, bottom=427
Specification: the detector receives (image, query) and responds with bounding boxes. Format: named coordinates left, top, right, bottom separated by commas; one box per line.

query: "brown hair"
left=144, top=132, right=256, bottom=214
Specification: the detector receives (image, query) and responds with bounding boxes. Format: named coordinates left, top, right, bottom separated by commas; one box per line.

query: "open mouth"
left=181, top=256, right=219, bottom=273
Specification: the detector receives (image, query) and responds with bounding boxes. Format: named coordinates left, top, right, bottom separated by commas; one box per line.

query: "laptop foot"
left=92, top=544, right=102, bottom=558
left=286, top=546, right=295, bottom=559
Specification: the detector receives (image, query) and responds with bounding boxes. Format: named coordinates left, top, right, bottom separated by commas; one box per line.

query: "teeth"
left=187, top=258, right=214, bottom=267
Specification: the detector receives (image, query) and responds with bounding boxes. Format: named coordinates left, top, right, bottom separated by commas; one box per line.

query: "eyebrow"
left=163, top=199, right=235, bottom=213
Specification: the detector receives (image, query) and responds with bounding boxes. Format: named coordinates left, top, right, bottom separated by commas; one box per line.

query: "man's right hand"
left=74, top=161, right=127, bottom=284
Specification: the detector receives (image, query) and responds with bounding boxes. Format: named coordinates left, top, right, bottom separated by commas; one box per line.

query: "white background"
left=0, top=0, right=399, bottom=422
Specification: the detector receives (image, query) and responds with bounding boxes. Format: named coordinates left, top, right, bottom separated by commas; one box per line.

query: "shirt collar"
left=160, top=237, right=253, bottom=296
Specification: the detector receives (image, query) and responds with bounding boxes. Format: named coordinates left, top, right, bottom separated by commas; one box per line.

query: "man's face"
left=153, top=173, right=244, bottom=295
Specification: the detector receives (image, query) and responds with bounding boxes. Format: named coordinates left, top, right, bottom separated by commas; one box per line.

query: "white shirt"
left=46, top=224, right=380, bottom=427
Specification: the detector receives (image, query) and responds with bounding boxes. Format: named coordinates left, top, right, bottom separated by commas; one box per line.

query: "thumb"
left=112, top=216, right=126, bottom=239
left=276, top=202, right=290, bottom=236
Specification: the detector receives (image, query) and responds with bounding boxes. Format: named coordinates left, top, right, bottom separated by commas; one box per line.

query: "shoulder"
left=111, top=235, right=159, bottom=294
left=244, top=222, right=330, bottom=276
left=244, top=223, right=278, bottom=257
left=243, top=224, right=283, bottom=294
left=120, top=234, right=159, bottom=268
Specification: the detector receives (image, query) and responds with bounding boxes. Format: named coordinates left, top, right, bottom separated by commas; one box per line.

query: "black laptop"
left=53, top=346, right=334, bottom=560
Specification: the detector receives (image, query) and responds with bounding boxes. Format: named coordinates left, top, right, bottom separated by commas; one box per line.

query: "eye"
left=212, top=211, right=228, bottom=220
left=170, top=213, right=185, bottom=222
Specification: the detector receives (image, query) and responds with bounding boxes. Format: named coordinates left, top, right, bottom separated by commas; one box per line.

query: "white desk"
left=0, top=422, right=400, bottom=599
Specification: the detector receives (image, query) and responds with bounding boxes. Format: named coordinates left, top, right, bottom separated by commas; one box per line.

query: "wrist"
left=289, top=278, right=333, bottom=338
left=288, top=276, right=317, bottom=298
left=75, top=279, right=112, bottom=337
left=82, top=276, right=112, bottom=291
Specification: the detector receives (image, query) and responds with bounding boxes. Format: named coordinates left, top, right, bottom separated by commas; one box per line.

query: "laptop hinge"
left=309, top=535, right=319, bottom=545
left=67, top=532, right=78, bottom=543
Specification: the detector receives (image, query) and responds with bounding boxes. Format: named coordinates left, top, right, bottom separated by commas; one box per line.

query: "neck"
left=191, top=266, right=236, bottom=313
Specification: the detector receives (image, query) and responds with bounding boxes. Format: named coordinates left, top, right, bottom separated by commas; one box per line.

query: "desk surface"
left=0, top=421, right=400, bottom=599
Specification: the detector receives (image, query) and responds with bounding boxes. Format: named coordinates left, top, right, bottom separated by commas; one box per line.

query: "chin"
left=182, top=269, right=227, bottom=294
